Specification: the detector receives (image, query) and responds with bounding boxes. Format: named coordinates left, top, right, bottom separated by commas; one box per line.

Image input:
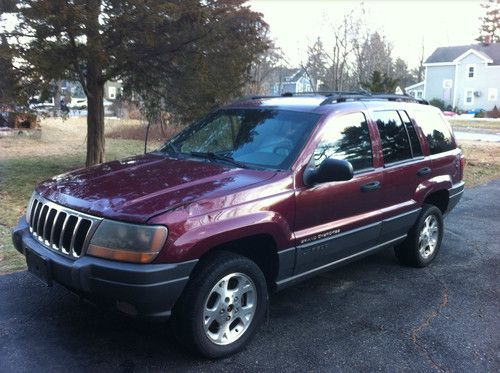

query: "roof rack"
left=319, top=92, right=428, bottom=105
left=248, top=91, right=428, bottom=105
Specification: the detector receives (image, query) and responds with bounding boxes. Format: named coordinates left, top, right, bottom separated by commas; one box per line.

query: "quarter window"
left=412, top=110, right=455, bottom=154
left=311, top=112, right=373, bottom=171
left=373, top=111, right=412, bottom=164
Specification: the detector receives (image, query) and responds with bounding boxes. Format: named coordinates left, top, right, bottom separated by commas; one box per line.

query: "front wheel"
left=395, top=204, right=444, bottom=267
left=172, top=251, right=268, bottom=358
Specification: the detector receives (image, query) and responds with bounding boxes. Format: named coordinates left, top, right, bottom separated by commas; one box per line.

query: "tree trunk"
left=85, top=0, right=105, bottom=167
left=53, top=80, right=61, bottom=117
left=86, top=81, right=105, bottom=166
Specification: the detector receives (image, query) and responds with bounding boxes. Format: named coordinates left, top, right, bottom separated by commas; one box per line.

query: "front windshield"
left=161, top=108, right=321, bottom=170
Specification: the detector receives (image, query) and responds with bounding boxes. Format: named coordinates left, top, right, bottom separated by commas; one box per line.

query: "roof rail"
left=246, top=91, right=428, bottom=105
left=319, top=92, right=428, bottom=105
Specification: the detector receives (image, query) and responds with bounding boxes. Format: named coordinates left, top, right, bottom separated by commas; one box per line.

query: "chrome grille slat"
left=26, top=193, right=102, bottom=260
left=69, top=217, right=82, bottom=257
left=49, top=210, right=61, bottom=247
left=59, top=214, right=71, bottom=254
left=26, top=196, right=35, bottom=223
left=37, top=205, right=48, bottom=237
left=42, top=207, right=52, bottom=243
left=31, top=201, right=42, bottom=233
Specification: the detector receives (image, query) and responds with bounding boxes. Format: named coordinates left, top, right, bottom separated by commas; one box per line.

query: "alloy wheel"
left=202, top=272, right=257, bottom=345
left=418, top=215, right=439, bottom=259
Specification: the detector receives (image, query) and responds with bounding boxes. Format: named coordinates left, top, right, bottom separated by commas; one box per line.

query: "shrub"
left=474, top=110, right=486, bottom=118
left=486, top=105, right=500, bottom=119
left=429, top=98, right=446, bottom=110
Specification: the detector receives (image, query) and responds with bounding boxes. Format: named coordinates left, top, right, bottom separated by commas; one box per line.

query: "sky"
left=248, top=0, right=484, bottom=68
left=1, top=0, right=484, bottom=69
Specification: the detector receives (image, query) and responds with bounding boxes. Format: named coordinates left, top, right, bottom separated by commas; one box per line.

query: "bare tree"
left=323, top=13, right=362, bottom=91
left=302, top=38, right=327, bottom=91
left=411, top=40, right=426, bottom=83
left=302, top=6, right=367, bottom=92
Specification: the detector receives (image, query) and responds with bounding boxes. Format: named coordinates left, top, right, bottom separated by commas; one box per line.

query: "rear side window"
left=373, top=111, right=412, bottom=164
left=312, top=112, right=373, bottom=171
left=412, top=111, right=455, bottom=154
left=398, top=110, right=423, bottom=157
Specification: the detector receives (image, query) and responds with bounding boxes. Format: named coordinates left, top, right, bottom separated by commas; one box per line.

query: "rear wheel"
left=172, top=251, right=268, bottom=358
left=395, top=204, right=443, bottom=267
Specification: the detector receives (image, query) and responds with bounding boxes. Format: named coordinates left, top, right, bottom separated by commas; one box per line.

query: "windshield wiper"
left=189, top=151, right=248, bottom=169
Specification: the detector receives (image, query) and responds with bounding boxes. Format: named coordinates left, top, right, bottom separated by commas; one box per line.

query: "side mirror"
left=303, top=158, right=354, bottom=186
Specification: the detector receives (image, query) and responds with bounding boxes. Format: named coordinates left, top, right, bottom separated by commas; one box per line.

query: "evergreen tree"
left=476, top=0, right=500, bottom=43
left=1, top=0, right=269, bottom=165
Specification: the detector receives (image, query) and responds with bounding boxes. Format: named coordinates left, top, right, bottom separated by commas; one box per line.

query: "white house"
left=272, top=69, right=313, bottom=95
left=406, top=43, right=500, bottom=111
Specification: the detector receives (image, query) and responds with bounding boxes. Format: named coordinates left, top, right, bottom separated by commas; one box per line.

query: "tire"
left=394, top=204, right=444, bottom=267
left=172, top=251, right=268, bottom=359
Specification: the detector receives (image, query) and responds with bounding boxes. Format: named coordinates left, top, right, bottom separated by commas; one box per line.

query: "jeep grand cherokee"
left=12, top=92, right=464, bottom=358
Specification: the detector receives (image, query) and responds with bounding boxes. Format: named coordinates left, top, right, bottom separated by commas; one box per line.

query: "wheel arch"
left=195, top=234, right=280, bottom=291
left=422, top=189, right=449, bottom=214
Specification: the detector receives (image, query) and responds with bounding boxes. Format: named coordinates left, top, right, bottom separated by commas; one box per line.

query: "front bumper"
left=12, top=216, right=197, bottom=320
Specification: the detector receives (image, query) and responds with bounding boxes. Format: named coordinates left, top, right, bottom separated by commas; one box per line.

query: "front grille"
left=26, top=194, right=102, bottom=259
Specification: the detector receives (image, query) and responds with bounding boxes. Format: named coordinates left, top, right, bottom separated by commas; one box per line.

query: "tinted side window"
left=312, top=112, right=373, bottom=171
left=399, top=110, right=423, bottom=157
left=412, top=111, right=455, bottom=154
left=373, top=111, right=412, bottom=164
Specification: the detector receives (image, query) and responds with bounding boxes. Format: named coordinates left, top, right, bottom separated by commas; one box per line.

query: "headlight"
left=87, top=220, right=168, bottom=264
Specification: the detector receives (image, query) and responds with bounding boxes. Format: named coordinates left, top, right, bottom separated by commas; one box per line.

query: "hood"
left=36, top=153, right=276, bottom=223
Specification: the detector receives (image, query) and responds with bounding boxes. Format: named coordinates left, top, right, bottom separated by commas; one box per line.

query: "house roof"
left=425, top=43, right=500, bottom=65
left=405, top=81, right=424, bottom=90
left=285, top=68, right=307, bottom=82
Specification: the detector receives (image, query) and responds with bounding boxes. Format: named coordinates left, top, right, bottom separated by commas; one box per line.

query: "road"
left=1, top=180, right=499, bottom=372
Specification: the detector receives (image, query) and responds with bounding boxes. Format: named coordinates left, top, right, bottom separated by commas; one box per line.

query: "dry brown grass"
left=105, top=120, right=181, bottom=142
left=449, top=119, right=500, bottom=134
left=0, top=117, right=147, bottom=160
left=460, top=141, right=500, bottom=187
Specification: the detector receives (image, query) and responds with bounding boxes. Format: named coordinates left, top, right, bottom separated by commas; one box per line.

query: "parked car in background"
left=13, top=92, right=464, bottom=358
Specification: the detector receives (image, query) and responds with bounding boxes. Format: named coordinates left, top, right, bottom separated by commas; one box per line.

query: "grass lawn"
left=0, top=118, right=155, bottom=274
left=0, top=118, right=499, bottom=274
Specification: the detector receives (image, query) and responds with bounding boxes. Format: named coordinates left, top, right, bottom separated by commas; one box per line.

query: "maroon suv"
left=13, top=93, right=464, bottom=358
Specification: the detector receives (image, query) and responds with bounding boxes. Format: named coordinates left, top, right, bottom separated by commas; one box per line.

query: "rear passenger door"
left=370, top=110, right=430, bottom=242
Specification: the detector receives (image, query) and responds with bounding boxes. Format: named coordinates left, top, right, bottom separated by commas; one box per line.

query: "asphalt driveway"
left=1, top=180, right=499, bottom=372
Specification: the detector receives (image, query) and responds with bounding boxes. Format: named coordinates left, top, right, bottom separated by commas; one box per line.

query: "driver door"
left=294, top=112, right=384, bottom=274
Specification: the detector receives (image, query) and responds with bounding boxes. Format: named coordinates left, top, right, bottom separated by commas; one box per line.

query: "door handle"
left=360, top=181, right=381, bottom=192
left=417, top=167, right=431, bottom=176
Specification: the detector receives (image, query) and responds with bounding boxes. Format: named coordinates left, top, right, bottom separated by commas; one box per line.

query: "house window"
left=488, top=88, right=498, bottom=101
left=464, top=89, right=474, bottom=105
left=108, top=86, right=116, bottom=99
left=416, top=90, right=423, bottom=99
left=466, top=64, right=475, bottom=79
